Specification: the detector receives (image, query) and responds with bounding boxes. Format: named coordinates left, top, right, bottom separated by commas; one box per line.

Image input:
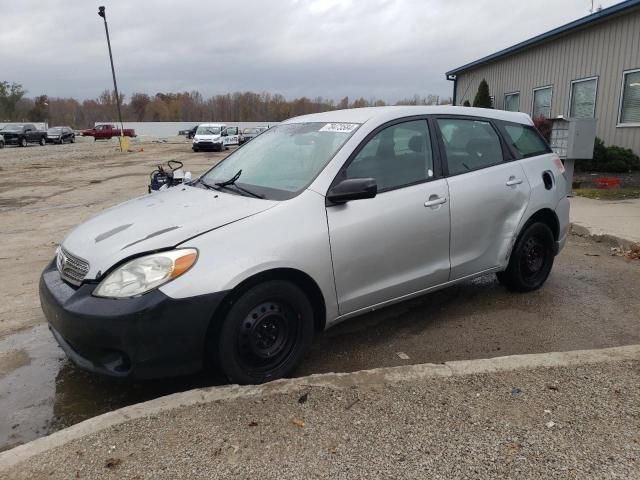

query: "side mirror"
left=327, top=178, right=377, bottom=204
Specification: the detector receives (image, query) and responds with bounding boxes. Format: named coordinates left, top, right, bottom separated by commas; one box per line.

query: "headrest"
left=408, top=135, right=423, bottom=153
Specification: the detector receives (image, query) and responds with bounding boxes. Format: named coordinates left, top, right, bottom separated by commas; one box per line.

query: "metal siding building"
left=446, top=0, right=640, bottom=155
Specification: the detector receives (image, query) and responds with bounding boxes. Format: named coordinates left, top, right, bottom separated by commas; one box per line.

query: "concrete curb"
left=570, top=222, right=637, bottom=249
left=1, top=344, right=639, bottom=470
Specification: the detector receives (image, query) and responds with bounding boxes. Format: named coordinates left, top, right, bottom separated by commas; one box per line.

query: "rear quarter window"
left=502, top=123, right=551, bottom=158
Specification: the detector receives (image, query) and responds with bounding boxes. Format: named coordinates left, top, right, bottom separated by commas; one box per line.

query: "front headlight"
left=93, top=249, right=197, bottom=298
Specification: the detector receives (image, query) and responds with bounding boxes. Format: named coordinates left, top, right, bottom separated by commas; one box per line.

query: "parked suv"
left=40, top=106, right=569, bottom=384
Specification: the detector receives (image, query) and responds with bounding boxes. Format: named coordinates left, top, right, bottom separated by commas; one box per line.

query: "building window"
left=489, top=96, right=495, bottom=108
left=569, top=77, right=597, bottom=118
left=619, top=68, right=640, bottom=125
left=532, top=86, right=552, bottom=119
left=504, top=92, right=520, bottom=112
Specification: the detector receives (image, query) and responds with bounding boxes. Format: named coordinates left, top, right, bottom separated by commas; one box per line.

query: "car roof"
left=282, top=106, right=533, bottom=126
left=199, top=123, right=226, bottom=127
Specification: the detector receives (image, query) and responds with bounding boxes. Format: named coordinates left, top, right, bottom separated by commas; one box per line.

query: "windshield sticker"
left=319, top=123, right=359, bottom=133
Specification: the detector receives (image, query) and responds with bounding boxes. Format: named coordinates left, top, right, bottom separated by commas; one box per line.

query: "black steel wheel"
left=497, top=222, right=555, bottom=292
left=212, top=280, right=314, bottom=384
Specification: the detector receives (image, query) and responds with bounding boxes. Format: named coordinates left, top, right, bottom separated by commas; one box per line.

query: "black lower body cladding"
left=39, top=260, right=227, bottom=379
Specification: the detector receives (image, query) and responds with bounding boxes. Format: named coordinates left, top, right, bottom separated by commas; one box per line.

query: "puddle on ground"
left=0, top=324, right=224, bottom=452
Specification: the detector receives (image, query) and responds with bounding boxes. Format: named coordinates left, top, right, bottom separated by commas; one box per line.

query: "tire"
left=0, top=141, right=4, bottom=149
left=40, top=137, right=46, bottom=146
left=497, top=222, right=555, bottom=292
left=192, top=147, right=199, bottom=152
left=20, top=137, right=27, bottom=147
left=70, top=135, right=75, bottom=143
left=212, top=280, right=315, bottom=384
left=59, top=137, right=64, bottom=145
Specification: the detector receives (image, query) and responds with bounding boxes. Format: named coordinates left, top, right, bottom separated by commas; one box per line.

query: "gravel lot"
left=4, top=359, right=639, bottom=479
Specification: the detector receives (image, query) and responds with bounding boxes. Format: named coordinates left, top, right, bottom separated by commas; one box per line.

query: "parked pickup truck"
left=0, top=123, right=47, bottom=147
left=81, top=124, right=136, bottom=140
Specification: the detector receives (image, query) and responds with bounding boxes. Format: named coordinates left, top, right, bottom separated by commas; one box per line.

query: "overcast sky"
left=0, top=0, right=625, bottom=102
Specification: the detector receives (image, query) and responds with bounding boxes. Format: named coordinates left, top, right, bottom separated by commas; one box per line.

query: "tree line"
left=0, top=81, right=451, bottom=128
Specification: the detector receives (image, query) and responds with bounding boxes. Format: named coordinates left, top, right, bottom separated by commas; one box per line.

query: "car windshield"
left=1, top=124, right=23, bottom=130
left=196, top=126, right=221, bottom=135
left=243, top=128, right=259, bottom=134
left=200, top=122, right=359, bottom=200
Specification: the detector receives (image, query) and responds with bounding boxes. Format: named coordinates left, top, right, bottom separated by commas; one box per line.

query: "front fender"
left=159, top=189, right=339, bottom=323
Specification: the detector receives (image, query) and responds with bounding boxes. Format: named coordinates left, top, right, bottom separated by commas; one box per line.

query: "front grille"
left=57, top=247, right=90, bottom=286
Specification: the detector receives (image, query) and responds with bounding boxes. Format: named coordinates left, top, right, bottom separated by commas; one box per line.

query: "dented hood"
left=61, top=185, right=277, bottom=279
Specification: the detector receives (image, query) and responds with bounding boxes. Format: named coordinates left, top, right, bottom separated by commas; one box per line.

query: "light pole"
left=98, top=6, right=125, bottom=144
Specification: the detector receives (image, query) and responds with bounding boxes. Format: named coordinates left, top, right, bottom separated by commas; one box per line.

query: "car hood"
left=194, top=134, right=221, bottom=141
left=61, top=185, right=278, bottom=279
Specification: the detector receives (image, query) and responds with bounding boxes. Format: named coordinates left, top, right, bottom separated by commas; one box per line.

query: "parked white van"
left=192, top=123, right=240, bottom=152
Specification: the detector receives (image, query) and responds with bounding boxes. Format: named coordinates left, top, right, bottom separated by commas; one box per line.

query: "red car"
left=81, top=124, right=136, bottom=140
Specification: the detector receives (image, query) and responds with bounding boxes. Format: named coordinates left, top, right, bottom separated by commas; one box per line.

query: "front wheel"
left=70, top=135, right=75, bottom=143
left=212, top=280, right=314, bottom=384
left=20, top=137, right=27, bottom=147
left=497, top=222, right=555, bottom=292
left=40, top=137, right=46, bottom=146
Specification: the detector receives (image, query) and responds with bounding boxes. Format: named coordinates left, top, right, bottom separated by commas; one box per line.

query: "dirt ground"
left=0, top=136, right=226, bottom=337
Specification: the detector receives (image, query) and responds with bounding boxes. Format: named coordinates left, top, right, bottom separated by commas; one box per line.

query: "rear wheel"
left=70, top=135, right=75, bottom=143
left=212, top=280, right=314, bottom=384
left=497, top=222, right=555, bottom=292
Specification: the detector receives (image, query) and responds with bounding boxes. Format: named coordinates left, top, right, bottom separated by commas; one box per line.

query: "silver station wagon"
left=40, top=106, right=569, bottom=384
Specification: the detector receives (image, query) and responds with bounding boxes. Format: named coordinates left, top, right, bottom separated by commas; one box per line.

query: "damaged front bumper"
left=39, top=259, right=227, bottom=379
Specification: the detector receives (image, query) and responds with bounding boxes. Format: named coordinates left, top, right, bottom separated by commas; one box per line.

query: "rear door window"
left=436, top=118, right=504, bottom=175
left=501, top=123, right=551, bottom=158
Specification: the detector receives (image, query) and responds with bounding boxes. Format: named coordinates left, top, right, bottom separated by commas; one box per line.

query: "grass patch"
left=574, top=188, right=640, bottom=200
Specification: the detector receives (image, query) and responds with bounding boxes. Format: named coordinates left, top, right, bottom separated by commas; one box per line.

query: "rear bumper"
left=40, top=260, right=227, bottom=379
left=555, top=196, right=570, bottom=255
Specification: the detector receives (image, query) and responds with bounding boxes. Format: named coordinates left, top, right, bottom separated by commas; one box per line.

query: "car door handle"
left=506, top=177, right=523, bottom=186
left=424, top=196, right=447, bottom=207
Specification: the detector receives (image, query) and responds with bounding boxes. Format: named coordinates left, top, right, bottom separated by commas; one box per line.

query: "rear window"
left=502, top=123, right=550, bottom=158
